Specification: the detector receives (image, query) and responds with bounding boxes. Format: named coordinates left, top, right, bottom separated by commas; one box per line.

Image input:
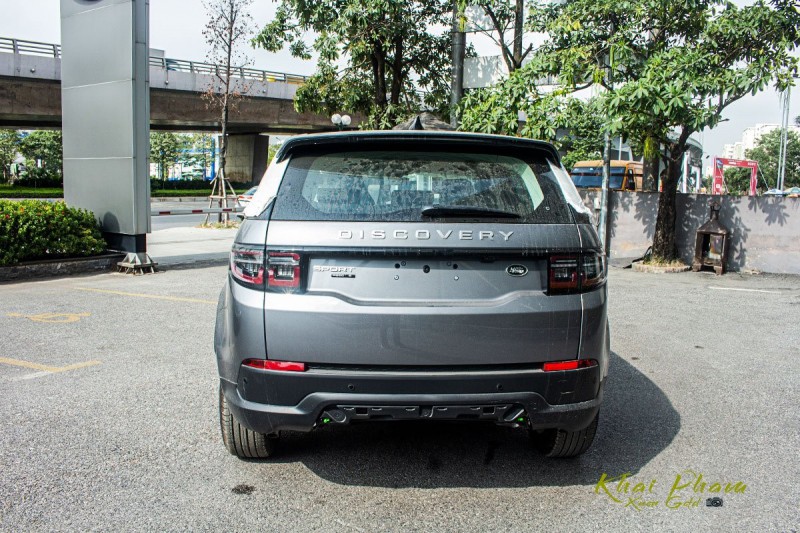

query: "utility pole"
left=777, top=86, right=791, bottom=191
left=598, top=48, right=614, bottom=257
left=450, top=0, right=465, bottom=127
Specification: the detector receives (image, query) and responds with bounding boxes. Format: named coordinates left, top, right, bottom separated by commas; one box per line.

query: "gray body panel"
left=262, top=221, right=584, bottom=366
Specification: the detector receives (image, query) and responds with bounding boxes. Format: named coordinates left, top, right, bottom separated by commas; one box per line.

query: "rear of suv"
left=215, top=131, right=609, bottom=459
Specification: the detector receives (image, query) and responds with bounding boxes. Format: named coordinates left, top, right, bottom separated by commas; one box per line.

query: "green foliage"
left=0, top=130, right=21, bottom=182
left=19, top=131, right=63, bottom=182
left=748, top=129, right=800, bottom=190
left=460, top=90, right=606, bottom=166
left=150, top=132, right=188, bottom=182
left=268, top=143, right=281, bottom=166
left=726, top=129, right=800, bottom=194
left=0, top=187, right=64, bottom=199
left=252, top=0, right=453, bottom=128
left=0, top=200, right=106, bottom=266
left=181, top=133, right=215, bottom=172
left=150, top=178, right=212, bottom=191
left=461, top=0, right=799, bottom=259
left=561, top=147, right=602, bottom=173
left=723, top=167, right=752, bottom=195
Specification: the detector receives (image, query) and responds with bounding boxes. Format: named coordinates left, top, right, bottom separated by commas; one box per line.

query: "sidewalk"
left=146, top=226, right=236, bottom=267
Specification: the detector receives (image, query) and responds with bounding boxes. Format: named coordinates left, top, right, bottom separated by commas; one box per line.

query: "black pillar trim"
left=103, top=232, right=147, bottom=254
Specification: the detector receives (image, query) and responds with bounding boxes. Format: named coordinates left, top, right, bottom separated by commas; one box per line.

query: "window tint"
left=271, top=149, right=572, bottom=223
left=571, top=168, right=625, bottom=189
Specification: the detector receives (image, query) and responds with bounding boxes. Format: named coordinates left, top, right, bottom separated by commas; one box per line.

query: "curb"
left=0, top=253, right=126, bottom=283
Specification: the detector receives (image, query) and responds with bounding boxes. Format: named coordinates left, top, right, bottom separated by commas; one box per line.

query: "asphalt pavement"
left=0, top=267, right=798, bottom=531
left=150, top=201, right=229, bottom=231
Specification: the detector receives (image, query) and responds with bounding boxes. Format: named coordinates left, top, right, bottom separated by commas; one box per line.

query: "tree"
left=460, top=0, right=800, bottom=261
left=0, top=130, right=21, bottom=182
left=19, top=130, right=63, bottom=182
left=606, top=1, right=799, bottom=259
left=203, top=0, right=254, bottom=217
left=727, top=129, right=800, bottom=194
left=149, top=132, right=186, bottom=185
left=181, top=133, right=216, bottom=178
left=252, top=0, right=452, bottom=128
left=472, top=0, right=532, bottom=73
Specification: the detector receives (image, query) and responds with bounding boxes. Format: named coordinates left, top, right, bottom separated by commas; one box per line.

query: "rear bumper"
left=221, top=365, right=604, bottom=434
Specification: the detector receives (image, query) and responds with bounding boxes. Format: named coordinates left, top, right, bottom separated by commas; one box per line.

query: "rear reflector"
left=542, top=359, right=598, bottom=372
left=242, top=359, right=307, bottom=372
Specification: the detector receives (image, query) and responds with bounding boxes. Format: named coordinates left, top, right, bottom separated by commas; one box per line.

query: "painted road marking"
left=74, top=287, right=216, bottom=305
left=708, top=286, right=782, bottom=294
left=0, top=357, right=101, bottom=374
left=7, top=312, right=91, bottom=323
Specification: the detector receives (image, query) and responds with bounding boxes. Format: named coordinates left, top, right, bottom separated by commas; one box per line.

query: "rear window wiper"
left=420, top=206, right=521, bottom=219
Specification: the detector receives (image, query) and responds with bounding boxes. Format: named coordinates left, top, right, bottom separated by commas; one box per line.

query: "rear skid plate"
left=321, top=404, right=526, bottom=425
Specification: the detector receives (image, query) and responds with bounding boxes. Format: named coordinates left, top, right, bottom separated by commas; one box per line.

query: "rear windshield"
left=271, top=148, right=572, bottom=223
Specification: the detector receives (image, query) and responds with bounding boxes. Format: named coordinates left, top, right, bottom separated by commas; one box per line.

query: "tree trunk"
left=651, top=154, right=682, bottom=260
left=389, top=36, right=403, bottom=106
left=371, top=41, right=388, bottom=109
left=513, top=0, right=523, bottom=67
left=642, top=153, right=660, bottom=191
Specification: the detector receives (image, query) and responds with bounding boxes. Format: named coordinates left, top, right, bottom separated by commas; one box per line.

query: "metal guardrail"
left=0, top=37, right=60, bottom=57
left=149, top=56, right=307, bottom=84
left=0, top=36, right=307, bottom=85
left=151, top=206, right=243, bottom=216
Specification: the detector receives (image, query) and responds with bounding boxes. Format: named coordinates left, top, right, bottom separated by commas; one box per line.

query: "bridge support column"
left=225, top=134, right=269, bottom=186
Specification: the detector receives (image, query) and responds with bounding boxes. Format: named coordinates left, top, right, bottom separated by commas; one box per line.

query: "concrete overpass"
left=0, top=37, right=335, bottom=134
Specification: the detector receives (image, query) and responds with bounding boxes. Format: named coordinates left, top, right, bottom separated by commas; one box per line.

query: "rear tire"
left=532, top=412, right=598, bottom=458
left=219, top=386, right=275, bottom=459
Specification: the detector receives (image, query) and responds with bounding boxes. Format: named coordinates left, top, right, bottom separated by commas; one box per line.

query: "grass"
left=198, top=221, right=240, bottom=229
left=642, top=257, right=688, bottom=267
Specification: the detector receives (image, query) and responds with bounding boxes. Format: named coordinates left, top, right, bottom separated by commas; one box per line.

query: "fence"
left=0, top=36, right=307, bottom=84
left=579, top=190, right=800, bottom=274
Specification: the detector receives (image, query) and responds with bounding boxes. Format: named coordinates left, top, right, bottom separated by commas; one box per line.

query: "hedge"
left=0, top=200, right=107, bottom=266
left=0, top=188, right=65, bottom=199
left=150, top=178, right=213, bottom=190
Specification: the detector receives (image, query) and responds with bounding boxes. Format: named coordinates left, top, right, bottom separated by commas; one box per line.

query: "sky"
left=1, top=0, right=798, bottom=160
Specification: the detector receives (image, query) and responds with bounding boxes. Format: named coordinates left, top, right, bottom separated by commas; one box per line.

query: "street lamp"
left=331, top=113, right=351, bottom=130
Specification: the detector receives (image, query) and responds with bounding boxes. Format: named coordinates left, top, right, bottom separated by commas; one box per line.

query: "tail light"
left=243, top=359, right=306, bottom=372
left=542, top=359, right=597, bottom=372
left=548, top=253, right=606, bottom=294
left=230, top=244, right=265, bottom=288
left=267, top=252, right=301, bottom=288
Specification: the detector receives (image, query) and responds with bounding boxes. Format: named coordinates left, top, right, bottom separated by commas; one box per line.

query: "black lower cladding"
left=225, top=364, right=603, bottom=434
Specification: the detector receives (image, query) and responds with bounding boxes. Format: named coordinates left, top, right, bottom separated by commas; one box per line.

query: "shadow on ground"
left=266, top=352, right=680, bottom=488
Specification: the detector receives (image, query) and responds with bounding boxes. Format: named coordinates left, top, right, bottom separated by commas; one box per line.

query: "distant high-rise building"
left=723, top=123, right=800, bottom=159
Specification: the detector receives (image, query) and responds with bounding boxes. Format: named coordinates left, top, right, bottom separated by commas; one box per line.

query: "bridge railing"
left=148, top=57, right=307, bottom=85
left=1, top=36, right=306, bottom=85
left=0, top=37, right=61, bottom=58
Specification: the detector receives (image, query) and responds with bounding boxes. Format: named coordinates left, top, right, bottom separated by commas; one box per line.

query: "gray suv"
left=215, top=131, right=609, bottom=459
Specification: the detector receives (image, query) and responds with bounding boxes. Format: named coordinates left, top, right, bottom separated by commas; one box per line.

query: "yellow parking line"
left=0, top=356, right=102, bottom=373
left=75, top=287, right=216, bottom=305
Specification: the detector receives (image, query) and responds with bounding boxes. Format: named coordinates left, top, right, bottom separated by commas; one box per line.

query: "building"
left=723, top=123, right=800, bottom=159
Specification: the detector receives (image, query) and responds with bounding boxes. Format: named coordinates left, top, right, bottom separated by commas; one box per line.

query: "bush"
left=0, top=200, right=107, bottom=266
left=150, top=178, right=213, bottom=191
left=12, top=177, right=64, bottom=188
